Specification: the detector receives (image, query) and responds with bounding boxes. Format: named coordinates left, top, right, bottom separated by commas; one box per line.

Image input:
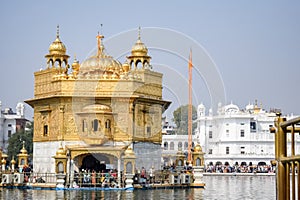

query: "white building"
left=161, top=134, right=197, bottom=167
left=196, top=102, right=300, bottom=166
left=0, top=101, right=28, bottom=153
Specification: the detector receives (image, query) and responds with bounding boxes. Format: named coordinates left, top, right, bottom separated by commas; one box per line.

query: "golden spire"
left=47, top=25, right=67, bottom=55
left=138, top=26, right=141, bottom=41
left=20, top=141, right=27, bottom=154
left=56, top=25, right=60, bottom=38
left=131, top=27, right=148, bottom=55
left=96, top=31, right=104, bottom=57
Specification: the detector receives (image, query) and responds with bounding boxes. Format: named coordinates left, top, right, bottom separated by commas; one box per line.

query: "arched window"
left=93, top=119, right=98, bottom=132
left=170, top=142, right=174, bottom=150
left=184, top=142, right=188, bottom=150
left=126, top=162, right=132, bottom=174
left=105, top=119, right=111, bottom=130
left=82, top=119, right=87, bottom=132
left=196, top=158, right=201, bottom=166
left=178, top=142, right=182, bottom=150
left=57, top=162, right=64, bottom=173
left=164, top=142, right=168, bottom=150
left=178, top=159, right=183, bottom=166
left=43, top=125, right=48, bottom=136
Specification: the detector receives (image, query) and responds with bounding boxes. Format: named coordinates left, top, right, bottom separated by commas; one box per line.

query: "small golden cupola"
left=194, top=143, right=203, bottom=153
left=127, top=27, right=151, bottom=69
left=18, top=141, right=29, bottom=169
left=253, top=99, right=262, bottom=114
left=192, top=143, right=205, bottom=166
left=45, top=25, right=70, bottom=71
left=53, top=143, right=67, bottom=174
left=70, top=56, right=80, bottom=78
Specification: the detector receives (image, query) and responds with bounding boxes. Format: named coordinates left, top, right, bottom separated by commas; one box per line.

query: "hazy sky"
left=1, top=1, right=300, bottom=120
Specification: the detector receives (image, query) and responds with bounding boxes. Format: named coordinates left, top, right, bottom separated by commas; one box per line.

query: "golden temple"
left=25, top=26, right=171, bottom=180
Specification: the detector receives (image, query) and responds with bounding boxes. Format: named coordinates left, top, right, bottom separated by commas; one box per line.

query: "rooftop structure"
left=0, top=101, right=28, bottom=152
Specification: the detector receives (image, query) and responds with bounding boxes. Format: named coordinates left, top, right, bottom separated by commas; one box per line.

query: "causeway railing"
left=270, top=114, right=300, bottom=200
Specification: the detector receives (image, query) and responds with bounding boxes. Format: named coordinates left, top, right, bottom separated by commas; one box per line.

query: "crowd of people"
left=73, top=169, right=118, bottom=188
left=205, top=164, right=275, bottom=173
left=12, top=163, right=277, bottom=188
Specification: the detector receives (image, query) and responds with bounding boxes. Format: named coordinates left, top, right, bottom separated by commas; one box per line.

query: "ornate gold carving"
left=26, top=31, right=171, bottom=149
left=65, top=116, right=77, bottom=136
left=68, top=146, right=125, bottom=160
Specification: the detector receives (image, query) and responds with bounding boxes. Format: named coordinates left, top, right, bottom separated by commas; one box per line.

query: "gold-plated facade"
left=25, top=27, right=171, bottom=173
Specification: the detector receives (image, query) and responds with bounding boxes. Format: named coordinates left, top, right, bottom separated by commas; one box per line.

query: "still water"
left=0, top=175, right=276, bottom=200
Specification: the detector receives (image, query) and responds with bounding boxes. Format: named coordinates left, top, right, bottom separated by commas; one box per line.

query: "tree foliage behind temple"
left=172, top=105, right=197, bottom=135
left=7, top=121, right=33, bottom=163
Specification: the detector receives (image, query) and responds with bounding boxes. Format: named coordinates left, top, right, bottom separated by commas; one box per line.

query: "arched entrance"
left=68, top=146, right=125, bottom=187
left=79, top=153, right=110, bottom=172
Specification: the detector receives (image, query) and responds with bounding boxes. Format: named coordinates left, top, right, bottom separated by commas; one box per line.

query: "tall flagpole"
left=188, top=49, right=193, bottom=163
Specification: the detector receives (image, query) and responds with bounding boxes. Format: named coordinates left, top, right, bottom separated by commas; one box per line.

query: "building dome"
left=80, top=33, right=123, bottom=76
left=80, top=55, right=122, bottom=74
left=224, top=102, right=239, bottom=114
left=246, top=103, right=254, bottom=111
left=48, top=37, right=67, bottom=55
left=127, top=27, right=151, bottom=69
left=56, top=145, right=66, bottom=156
left=198, top=103, right=205, bottom=110
left=194, top=143, right=203, bottom=152
left=131, top=38, right=148, bottom=56
left=48, top=26, right=67, bottom=55
left=124, top=147, right=135, bottom=156
left=122, top=61, right=130, bottom=72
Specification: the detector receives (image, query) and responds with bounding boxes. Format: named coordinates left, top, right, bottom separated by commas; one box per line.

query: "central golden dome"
left=80, top=55, right=122, bottom=74
left=80, top=33, right=123, bottom=76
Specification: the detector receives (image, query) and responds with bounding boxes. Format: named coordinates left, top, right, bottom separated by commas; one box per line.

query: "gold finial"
left=276, top=112, right=281, bottom=117
left=20, top=141, right=27, bottom=154
left=56, top=25, right=60, bottom=38
left=96, top=31, right=104, bottom=57
left=138, top=26, right=141, bottom=40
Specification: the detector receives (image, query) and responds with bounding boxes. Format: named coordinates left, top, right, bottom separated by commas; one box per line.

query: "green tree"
left=172, top=105, right=197, bottom=135
left=7, top=121, right=33, bottom=162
